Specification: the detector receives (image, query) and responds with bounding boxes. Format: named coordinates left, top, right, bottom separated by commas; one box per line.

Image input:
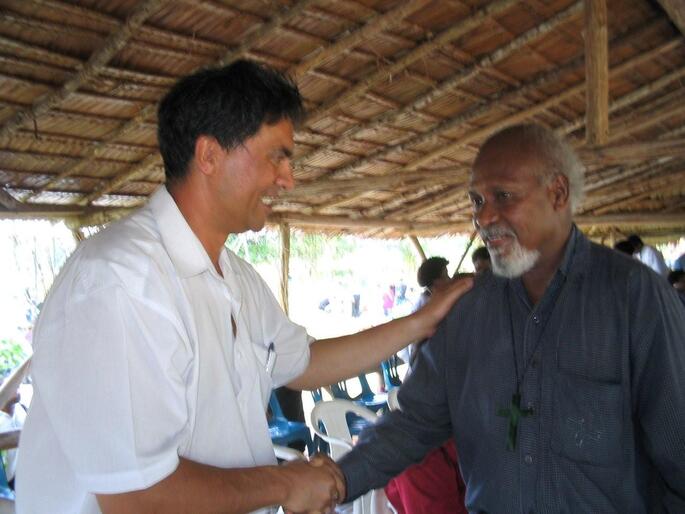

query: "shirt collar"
left=147, top=186, right=228, bottom=279
left=562, top=223, right=590, bottom=281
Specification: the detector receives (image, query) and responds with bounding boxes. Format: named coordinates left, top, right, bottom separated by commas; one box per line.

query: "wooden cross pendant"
left=497, top=392, right=534, bottom=451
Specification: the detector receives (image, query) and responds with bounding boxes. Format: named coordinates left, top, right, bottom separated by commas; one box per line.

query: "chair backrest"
left=332, top=374, right=376, bottom=402
left=380, top=355, right=402, bottom=390
left=330, top=379, right=358, bottom=401
left=357, top=373, right=375, bottom=399
left=273, top=444, right=305, bottom=462
left=268, top=392, right=286, bottom=420
left=310, top=387, right=323, bottom=403
left=386, top=387, right=401, bottom=412
left=310, top=399, right=378, bottom=460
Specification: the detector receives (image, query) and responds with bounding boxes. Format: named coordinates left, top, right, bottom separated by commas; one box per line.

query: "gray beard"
left=490, top=240, right=540, bottom=278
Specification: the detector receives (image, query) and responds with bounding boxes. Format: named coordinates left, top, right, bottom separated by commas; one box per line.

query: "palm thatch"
left=0, top=0, right=684, bottom=239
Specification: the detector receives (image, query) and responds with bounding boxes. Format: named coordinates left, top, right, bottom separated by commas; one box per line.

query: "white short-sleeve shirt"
left=16, top=187, right=311, bottom=514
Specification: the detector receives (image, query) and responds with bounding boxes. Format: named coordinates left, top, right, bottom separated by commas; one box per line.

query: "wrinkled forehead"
left=469, top=143, right=544, bottom=189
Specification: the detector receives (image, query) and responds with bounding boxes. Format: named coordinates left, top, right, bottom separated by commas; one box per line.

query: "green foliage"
left=0, top=339, right=27, bottom=377
left=226, top=232, right=279, bottom=264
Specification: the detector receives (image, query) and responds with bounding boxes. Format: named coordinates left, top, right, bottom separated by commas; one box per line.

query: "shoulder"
left=52, top=206, right=175, bottom=301
left=586, top=241, right=663, bottom=286
left=451, top=270, right=504, bottom=313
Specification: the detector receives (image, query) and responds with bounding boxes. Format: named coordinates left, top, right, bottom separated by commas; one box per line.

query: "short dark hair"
left=614, top=240, right=635, bottom=256
left=471, top=246, right=490, bottom=263
left=157, top=59, right=305, bottom=184
left=627, top=235, right=644, bottom=249
left=668, top=270, right=685, bottom=286
left=417, top=257, right=449, bottom=288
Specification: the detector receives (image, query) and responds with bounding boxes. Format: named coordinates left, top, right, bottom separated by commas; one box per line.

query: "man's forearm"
left=289, top=277, right=472, bottom=390
left=97, top=456, right=342, bottom=514
left=289, top=314, right=424, bottom=390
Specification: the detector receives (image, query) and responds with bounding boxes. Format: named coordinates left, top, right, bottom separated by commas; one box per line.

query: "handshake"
left=280, top=453, right=346, bottom=514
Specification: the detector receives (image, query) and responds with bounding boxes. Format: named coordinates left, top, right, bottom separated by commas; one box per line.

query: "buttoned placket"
left=512, top=272, right=567, bottom=514
left=519, top=310, right=542, bottom=514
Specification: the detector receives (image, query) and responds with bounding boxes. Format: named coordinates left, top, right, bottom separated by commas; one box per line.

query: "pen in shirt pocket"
left=265, top=342, right=276, bottom=374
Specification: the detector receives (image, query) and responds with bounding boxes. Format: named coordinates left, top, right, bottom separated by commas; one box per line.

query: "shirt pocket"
left=550, top=372, right=623, bottom=467
left=248, top=340, right=275, bottom=407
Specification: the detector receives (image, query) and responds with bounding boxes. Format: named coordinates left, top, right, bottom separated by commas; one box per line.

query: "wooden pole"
left=408, top=236, right=427, bottom=262
left=454, top=231, right=478, bottom=275
left=279, top=223, right=290, bottom=315
left=584, top=0, right=609, bottom=145
left=0, top=188, right=19, bottom=209
left=657, top=0, right=685, bottom=37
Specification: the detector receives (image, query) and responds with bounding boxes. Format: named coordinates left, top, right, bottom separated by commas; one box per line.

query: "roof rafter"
left=0, top=0, right=170, bottom=140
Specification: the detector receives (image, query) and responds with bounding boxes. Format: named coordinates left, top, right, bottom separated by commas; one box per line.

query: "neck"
left=521, top=225, right=572, bottom=305
left=167, top=182, right=227, bottom=275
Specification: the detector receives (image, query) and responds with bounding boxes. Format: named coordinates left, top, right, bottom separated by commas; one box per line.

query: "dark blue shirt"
left=339, top=227, right=685, bottom=513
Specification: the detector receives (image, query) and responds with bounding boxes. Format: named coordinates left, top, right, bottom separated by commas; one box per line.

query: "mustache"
left=479, top=225, right=516, bottom=241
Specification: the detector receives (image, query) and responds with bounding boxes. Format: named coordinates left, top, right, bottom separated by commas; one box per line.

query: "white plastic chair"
left=386, top=387, right=400, bottom=412
left=311, top=400, right=392, bottom=514
left=273, top=444, right=306, bottom=462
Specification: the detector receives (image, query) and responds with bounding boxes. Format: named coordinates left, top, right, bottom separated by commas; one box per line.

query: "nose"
left=276, top=160, right=295, bottom=191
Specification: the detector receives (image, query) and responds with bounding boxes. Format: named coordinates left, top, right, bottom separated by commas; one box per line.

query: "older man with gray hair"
left=335, top=124, right=685, bottom=513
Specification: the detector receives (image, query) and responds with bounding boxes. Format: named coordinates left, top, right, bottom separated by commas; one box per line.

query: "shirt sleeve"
left=629, top=266, right=685, bottom=511
left=338, top=309, right=455, bottom=502
left=246, top=266, right=312, bottom=388
left=31, top=282, right=192, bottom=494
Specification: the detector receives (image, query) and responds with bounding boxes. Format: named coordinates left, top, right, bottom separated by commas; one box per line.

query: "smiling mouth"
left=480, top=229, right=515, bottom=254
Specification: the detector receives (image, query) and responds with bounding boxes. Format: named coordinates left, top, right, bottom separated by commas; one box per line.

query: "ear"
left=193, top=135, right=222, bottom=177
left=548, top=173, right=570, bottom=211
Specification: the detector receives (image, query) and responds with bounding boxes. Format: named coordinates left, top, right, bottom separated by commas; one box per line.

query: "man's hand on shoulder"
left=414, top=275, right=473, bottom=339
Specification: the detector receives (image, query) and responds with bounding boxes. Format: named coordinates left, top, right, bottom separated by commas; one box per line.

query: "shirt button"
left=532, top=315, right=540, bottom=324
left=524, top=454, right=534, bottom=465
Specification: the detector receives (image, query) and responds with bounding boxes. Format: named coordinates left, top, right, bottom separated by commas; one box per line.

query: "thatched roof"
left=1, top=0, right=684, bottom=239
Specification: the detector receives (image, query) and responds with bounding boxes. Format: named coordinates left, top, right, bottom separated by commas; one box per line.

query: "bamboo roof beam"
left=280, top=168, right=463, bottom=198
left=322, top=34, right=683, bottom=208
left=79, top=154, right=163, bottom=206
left=22, top=104, right=159, bottom=202
left=579, top=138, right=685, bottom=166
left=367, top=77, right=685, bottom=224
left=47, top=0, right=321, bottom=206
left=584, top=0, right=609, bottom=145
left=3, top=201, right=683, bottom=236
left=657, top=0, right=685, bottom=36
left=0, top=34, right=177, bottom=87
left=403, top=40, right=684, bottom=171
left=0, top=0, right=169, bottom=140
left=0, top=188, right=19, bottom=209
left=290, top=0, right=431, bottom=80
left=590, top=166, right=685, bottom=214
left=352, top=185, right=454, bottom=230
left=30, top=0, right=222, bottom=55
left=304, top=0, right=520, bottom=126
left=296, top=1, right=582, bottom=175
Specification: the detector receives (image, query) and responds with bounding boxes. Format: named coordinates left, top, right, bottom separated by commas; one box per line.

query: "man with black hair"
left=613, top=239, right=635, bottom=256
left=470, top=246, right=491, bottom=274
left=16, top=60, right=471, bottom=514
left=628, top=234, right=669, bottom=277
left=667, top=270, right=685, bottom=307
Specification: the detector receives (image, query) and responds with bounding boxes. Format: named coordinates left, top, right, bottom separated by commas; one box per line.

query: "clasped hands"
left=282, top=453, right=346, bottom=514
